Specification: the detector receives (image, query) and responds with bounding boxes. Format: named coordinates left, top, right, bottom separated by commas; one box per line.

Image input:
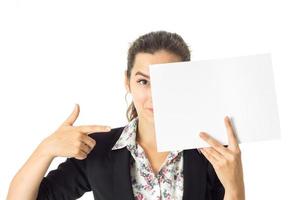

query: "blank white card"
left=149, top=53, right=281, bottom=152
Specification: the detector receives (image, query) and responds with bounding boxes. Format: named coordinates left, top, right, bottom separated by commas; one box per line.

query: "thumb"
left=63, top=104, right=80, bottom=126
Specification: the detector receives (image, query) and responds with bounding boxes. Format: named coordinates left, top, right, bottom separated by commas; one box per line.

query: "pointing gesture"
left=41, top=104, right=111, bottom=160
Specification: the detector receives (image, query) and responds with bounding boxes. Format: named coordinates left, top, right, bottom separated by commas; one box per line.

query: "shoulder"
left=87, top=126, right=125, bottom=157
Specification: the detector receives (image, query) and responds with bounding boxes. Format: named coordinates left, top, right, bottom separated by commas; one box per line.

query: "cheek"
left=131, top=86, right=148, bottom=109
left=133, top=90, right=148, bottom=106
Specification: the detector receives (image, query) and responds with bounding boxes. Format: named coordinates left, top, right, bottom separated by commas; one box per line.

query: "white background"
left=0, top=0, right=299, bottom=199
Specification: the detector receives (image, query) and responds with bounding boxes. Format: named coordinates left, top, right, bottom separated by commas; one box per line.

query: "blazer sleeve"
left=206, top=162, right=225, bottom=200
left=36, top=157, right=91, bottom=200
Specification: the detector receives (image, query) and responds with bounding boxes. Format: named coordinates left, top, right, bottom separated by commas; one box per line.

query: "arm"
left=7, top=104, right=111, bottom=200
left=7, top=141, right=55, bottom=200
left=36, top=150, right=91, bottom=200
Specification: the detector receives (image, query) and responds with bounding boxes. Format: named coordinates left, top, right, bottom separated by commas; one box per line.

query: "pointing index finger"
left=75, top=125, right=111, bottom=134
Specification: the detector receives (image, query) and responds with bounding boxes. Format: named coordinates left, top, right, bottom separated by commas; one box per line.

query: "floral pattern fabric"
left=112, top=117, right=184, bottom=200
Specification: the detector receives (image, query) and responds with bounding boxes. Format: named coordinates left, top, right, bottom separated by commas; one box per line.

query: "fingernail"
left=106, top=126, right=111, bottom=131
left=199, top=132, right=206, bottom=138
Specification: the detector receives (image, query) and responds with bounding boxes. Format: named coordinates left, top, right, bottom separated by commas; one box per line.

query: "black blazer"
left=37, top=126, right=224, bottom=200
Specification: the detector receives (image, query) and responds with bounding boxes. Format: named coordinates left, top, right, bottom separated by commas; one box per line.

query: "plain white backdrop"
left=1, top=0, right=299, bottom=199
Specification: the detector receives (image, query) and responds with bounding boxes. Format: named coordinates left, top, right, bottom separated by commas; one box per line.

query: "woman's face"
left=125, top=50, right=182, bottom=123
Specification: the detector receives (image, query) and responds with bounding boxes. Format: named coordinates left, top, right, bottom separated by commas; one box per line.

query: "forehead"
left=132, top=50, right=182, bottom=75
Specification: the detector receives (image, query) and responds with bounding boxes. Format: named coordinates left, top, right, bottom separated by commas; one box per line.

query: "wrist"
left=224, top=187, right=245, bottom=200
left=36, top=138, right=56, bottom=159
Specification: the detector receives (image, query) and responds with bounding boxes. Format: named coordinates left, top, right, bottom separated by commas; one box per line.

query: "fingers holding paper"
left=198, top=116, right=245, bottom=199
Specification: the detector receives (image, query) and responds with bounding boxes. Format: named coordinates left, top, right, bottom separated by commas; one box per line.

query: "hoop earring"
left=125, top=92, right=133, bottom=107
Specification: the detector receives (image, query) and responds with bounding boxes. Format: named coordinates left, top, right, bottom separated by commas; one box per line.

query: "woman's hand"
left=198, top=116, right=245, bottom=200
left=40, top=104, right=111, bottom=160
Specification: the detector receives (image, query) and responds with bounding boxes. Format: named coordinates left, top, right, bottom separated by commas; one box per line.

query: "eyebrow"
left=135, top=71, right=150, bottom=78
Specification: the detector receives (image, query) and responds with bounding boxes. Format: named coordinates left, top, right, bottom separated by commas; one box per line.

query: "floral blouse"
left=112, top=117, right=184, bottom=200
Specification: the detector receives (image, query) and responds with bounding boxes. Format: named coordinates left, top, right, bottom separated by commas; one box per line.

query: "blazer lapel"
left=111, top=146, right=208, bottom=200
left=183, top=149, right=208, bottom=200
left=112, top=147, right=135, bottom=200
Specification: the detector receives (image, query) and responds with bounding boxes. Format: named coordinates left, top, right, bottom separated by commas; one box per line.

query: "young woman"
left=7, top=31, right=245, bottom=200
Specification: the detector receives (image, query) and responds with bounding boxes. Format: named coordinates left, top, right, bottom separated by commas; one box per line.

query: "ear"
left=124, top=70, right=131, bottom=92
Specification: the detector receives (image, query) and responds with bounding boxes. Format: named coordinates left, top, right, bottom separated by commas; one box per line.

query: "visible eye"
left=137, top=79, right=149, bottom=86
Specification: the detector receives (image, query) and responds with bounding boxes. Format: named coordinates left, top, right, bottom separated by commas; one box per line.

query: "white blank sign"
left=149, top=53, right=281, bottom=152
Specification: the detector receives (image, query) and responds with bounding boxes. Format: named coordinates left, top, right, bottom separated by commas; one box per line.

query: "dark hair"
left=126, top=30, right=191, bottom=122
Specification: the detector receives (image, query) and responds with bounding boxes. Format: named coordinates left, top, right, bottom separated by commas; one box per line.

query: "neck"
left=136, top=116, right=157, bottom=151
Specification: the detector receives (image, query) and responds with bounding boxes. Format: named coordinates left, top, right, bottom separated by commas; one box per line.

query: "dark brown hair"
left=126, top=30, right=191, bottom=122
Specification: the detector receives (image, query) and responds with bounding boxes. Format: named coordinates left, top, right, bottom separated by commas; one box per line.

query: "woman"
left=7, top=31, right=245, bottom=200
